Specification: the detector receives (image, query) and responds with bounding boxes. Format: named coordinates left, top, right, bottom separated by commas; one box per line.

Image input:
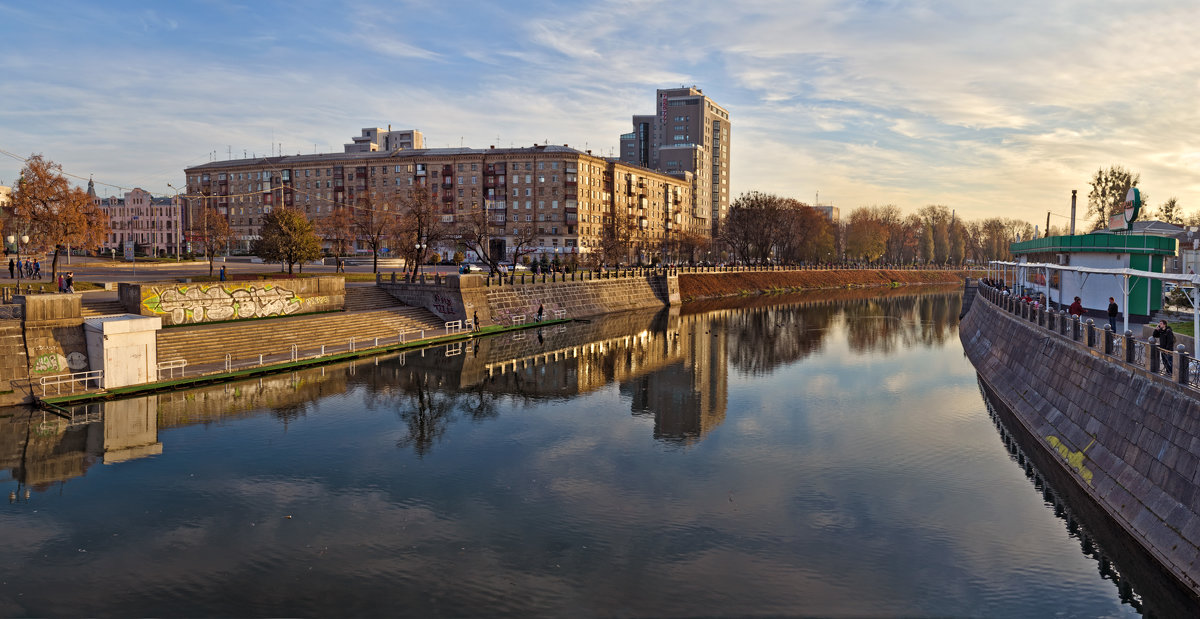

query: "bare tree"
left=394, top=186, right=448, bottom=277
left=352, top=196, right=399, bottom=273
left=316, top=206, right=354, bottom=259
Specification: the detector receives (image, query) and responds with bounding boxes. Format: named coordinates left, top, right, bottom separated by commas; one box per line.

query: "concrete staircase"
left=157, top=305, right=445, bottom=367
left=80, top=299, right=126, bottom=317
left=343, top=285, right=401, bottom=311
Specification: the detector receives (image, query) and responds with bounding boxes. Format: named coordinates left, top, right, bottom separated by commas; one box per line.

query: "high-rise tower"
left=619, top=87, right=730, bottom=237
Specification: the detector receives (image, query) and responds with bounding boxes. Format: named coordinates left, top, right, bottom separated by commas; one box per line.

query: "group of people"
left=7, top=258, right=40, bottom=279
left=57, top=272, right=75, bottom=294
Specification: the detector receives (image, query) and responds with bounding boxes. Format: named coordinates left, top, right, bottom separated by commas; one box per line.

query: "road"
left=13, top=255, right=460, bottom=283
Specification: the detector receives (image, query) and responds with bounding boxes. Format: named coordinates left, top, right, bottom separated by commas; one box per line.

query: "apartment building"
left=619, top=87, right=731, bottom=238
left=344, top=127, right=424, bottom=153
left=183, top=137, right=706, bottom=263
left=88, top=182, right=184, bottom=257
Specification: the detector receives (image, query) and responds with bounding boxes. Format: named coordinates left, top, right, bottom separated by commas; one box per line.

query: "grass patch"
left=1169, top=321, right=1195, bottom=337
left=1, top=280, right=104, bottom=292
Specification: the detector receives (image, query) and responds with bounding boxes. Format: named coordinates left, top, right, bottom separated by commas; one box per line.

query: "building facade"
left=90, top=182, right=184, bottom=257
left=619, top=87, right=731, bottom=238
left=183, top=136, right=707, bottom=264
left=344, top=127, right=424, bottom=153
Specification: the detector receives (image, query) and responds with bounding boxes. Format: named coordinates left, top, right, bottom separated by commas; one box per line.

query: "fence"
left=38, top=369, right=104, bottom=396
left=978, top=284, right=1200, bottom=390
left=376, top=264, right=982, bottom=288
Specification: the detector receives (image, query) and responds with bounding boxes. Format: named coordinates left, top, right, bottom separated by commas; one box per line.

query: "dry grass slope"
left=678, top=269, right=979, bottom=301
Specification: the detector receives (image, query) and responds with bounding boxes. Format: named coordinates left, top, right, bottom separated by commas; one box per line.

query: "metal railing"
left=978, top=284, right=1193, bottom=388
left=157, top=359, right=188, bottom=380
left=38, top=369, right=104, bottom=396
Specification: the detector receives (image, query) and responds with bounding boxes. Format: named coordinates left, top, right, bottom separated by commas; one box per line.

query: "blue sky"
left=2, top=0, right=1198, bottom=224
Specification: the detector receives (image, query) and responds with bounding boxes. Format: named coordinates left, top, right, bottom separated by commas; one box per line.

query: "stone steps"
left=80, top=300, right=126, bottom=317
left=343, top=286, right=401, bottom=312
left=157, top=306, right=445, bottom=366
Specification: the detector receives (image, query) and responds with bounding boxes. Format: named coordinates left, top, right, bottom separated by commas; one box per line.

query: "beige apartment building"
left=183, top=136, right=706, bottom=263
left=619, top=87, right=731, bottom=238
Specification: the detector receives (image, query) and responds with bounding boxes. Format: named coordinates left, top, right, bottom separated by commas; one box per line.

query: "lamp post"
left=167, top=183, right=182, bottom=259
left=7, top=234, right=29, bottom=290
left=414, top=242, right=427, bottom=277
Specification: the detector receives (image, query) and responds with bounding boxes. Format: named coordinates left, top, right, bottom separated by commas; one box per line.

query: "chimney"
left=1070, top=190, right=1077, bottom=235
left=490, top=145, right=495, bottom=149
left=587, top=150, right=592, bottom=155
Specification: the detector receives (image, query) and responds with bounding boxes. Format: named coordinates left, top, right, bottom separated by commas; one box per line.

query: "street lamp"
left=7, top=234, right=30, bottom=290
left=414, top=242, right=427, bottom=277
left=167, top=183, right=183, bottom=259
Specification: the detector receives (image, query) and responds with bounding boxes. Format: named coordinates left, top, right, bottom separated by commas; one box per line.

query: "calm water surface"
left=0, top=286, right=1189, bottom=616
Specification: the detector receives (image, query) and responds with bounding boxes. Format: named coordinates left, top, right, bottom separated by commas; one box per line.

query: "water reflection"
left=0, top=285, right=1173, bottom=617
left=1, top=287, right=967, bottom=484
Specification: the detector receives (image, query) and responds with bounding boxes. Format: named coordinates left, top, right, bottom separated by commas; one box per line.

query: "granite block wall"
left=962, top=292, right=1200, bottom=594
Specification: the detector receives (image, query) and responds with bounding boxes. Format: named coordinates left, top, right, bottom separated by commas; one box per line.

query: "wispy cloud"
left=1, top=0, right=1198, bottom=221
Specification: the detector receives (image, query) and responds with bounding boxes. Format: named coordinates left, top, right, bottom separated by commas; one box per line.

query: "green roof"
left=1010, top=233, right=1176, bottom=256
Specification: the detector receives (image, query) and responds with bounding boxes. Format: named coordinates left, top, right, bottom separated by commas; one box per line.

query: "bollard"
left=1072, top=316, right=1081, bottom=342
left=1085, top=319, right=1095, bottom=348
left=1124, top=330, right=1135, bottom=364
left=259, top=353, right=264, bottom=365
left=1102, top=324, right=1113, bottom=355
left=1149, top=337, right=1160, bottom=373
left=1176, top=345, right=1189, bottom=384
left=321, top=345, right=325, bottom=356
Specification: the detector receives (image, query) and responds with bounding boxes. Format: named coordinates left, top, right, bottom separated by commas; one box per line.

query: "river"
left=0, top=286, right=1192, bottom=616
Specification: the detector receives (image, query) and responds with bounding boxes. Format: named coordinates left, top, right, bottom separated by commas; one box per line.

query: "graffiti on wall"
left=142, top=284, right=304, bottom=324
left=432, top=293, right=456, bottom=317
left=31, top=351, right=87, bottom=374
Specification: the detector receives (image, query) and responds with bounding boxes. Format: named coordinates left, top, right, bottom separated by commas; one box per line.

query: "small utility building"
left=1010, top=232, right=1177, bottom=318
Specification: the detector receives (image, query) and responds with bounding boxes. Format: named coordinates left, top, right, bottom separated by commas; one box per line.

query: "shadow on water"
left=978, top=377, right=1200, bottom=617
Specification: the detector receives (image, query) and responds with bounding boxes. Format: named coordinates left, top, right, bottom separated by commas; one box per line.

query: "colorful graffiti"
left=142, top=284, right=303, bottom=324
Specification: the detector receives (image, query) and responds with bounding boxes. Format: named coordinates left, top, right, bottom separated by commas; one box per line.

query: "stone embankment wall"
left=679, top=269, right=974, bottom=301
left=119, top=277, right=345, bottom=326
left=961, top=287, right=1200, bottom=594
left=379, top=273, right=678, bottom=327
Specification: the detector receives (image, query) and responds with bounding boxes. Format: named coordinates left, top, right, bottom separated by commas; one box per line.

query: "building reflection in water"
left=1, top=285, right=962, bottom=489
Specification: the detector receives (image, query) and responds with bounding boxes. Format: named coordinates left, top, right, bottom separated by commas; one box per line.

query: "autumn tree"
left=11, top=154, right=110, bottom=283
left=844, top=207, right=888, bottom=262
left=317, top=206, right=355, bottom=258
left=1087, top=165, right=1141, bottom=230
left=252, top=206, right=322, bottom=274
left=189, top=205, right=235, bottom=276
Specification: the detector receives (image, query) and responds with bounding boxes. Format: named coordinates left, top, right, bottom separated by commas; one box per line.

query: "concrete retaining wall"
left=379, top=273, right=677, bottom=327
left=961, top=288, right=1200, bottom=594
left=119, top=277, right=345, bottom=326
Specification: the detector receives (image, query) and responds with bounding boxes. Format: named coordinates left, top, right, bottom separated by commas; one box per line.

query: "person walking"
left=65, top=272, right=74, bottom=294
left=57, top=274, right=64, bottom=293
left=473, top=310, right=480, bottom=332
left=536, top=303, right=544, bottom=323
left=1107, top=297, right=1119, bottom=329
left=7, top=258, right=12, bottom=279
left=32, top=260, right=40, bottom=279
left=219, top=265, right=226, bottom=282
left=1068, top=296, right=1084, bottom=317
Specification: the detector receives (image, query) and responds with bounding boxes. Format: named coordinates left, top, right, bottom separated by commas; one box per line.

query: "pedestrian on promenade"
left=32, top=260, right=40, bottom=279
left=219, top=266, right=226, bottom=282
left=7, top=259, right=12, bottom=279
left=57, top=274, right=64, bottom=293
left=473, top=310, right=480, bottom=332
left=1068, top=296, right=1084, bottom=317
left=1107, top=297, right=1119, bottom=329
left=536, top=303, right=544, bottom=322
left=1153, top=320, right=1176, bottom=373
left=65, top=272, right=74, bottom=294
